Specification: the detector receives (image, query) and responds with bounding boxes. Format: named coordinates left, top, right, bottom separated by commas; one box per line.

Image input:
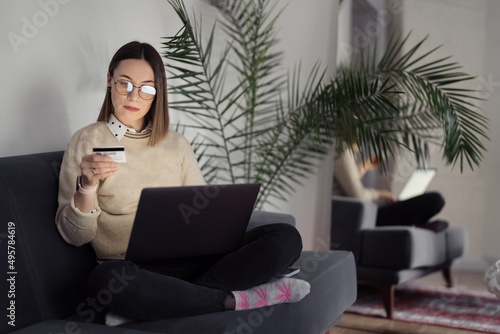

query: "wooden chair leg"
left=379, top=284, right=394, bottom=319
left=442, top=267, right=453, bottom=287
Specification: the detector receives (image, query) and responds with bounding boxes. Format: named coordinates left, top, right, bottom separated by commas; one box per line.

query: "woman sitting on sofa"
left=55, top=41, right=309, bottom=326
left=332, top=145, right=448, bottom=232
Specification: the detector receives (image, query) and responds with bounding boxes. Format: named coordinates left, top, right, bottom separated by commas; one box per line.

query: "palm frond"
left=164, top=0, right=249, bottom=183
left=333, top=32, right=488, bottom=171
left=164, top=0, right=489, bottom=208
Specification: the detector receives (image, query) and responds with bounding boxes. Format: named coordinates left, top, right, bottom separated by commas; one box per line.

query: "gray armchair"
left=330, top=196, right=468, bottom=318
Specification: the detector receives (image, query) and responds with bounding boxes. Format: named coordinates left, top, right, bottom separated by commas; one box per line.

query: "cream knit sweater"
left=55, top=122, right=206, bottom=259
left=332, top=149, right=379, bottom=202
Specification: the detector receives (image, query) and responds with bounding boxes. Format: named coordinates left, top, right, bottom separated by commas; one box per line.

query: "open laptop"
left=397, top=168, right=436, bottom=201
left=125, top=183, right=261, bottom=262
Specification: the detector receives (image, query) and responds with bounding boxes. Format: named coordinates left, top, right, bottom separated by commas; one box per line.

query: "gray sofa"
left=0, top=151, right=356, bottom=334
left=330, top=196, right=468, bottom=318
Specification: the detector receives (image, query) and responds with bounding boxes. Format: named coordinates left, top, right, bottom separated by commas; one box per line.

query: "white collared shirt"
left=106, top=114, right=151, bottom=141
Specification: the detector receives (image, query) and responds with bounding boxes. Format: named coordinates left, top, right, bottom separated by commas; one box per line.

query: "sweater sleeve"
left=55, top=130, right=101, bottom=246
left=179, top=134, right=207, bottom=186
left=332, top=149, right=379, bottom=202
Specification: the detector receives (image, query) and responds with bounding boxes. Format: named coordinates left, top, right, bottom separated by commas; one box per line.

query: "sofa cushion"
left=8, top=319, right=162, bottom=334
left=360, top=226, right=447, bottom=269
left=115, top=250, right=357, bottom=334
left=0, top=151, right=99, bottom=333
left=17, top=248, right=354, bottom=334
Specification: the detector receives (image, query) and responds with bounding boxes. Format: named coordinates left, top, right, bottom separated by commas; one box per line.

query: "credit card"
left=93, top=146, right=126, bottom=163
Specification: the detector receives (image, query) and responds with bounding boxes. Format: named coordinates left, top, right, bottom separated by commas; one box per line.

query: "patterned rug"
left=347, top=284, right=500, bottom=333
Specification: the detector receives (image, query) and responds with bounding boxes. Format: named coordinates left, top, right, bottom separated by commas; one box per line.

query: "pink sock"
left=232, top=278, right=310, bottom=310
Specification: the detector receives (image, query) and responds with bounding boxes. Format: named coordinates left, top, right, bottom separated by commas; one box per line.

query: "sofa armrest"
left=330, top=196, right=378, bottom=263
left=247, top=210, right=296, bottom=231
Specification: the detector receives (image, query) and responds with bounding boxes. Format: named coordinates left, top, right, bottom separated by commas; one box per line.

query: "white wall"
left=0, top=0, right=339, bottom=251
left=1, top=0, right=176, bottom=155
left=480, top=1, right=500, bottom=264
left=257, top=1, right=339, bottom=251
left=337, top=0, right=353, bottom=66
left=401, top=0, right=496, bottom=270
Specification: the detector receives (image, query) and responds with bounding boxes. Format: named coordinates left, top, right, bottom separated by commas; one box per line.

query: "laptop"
left=397, top=168, right=436, bottom=201
left=125, top=183, right=261, bottom=262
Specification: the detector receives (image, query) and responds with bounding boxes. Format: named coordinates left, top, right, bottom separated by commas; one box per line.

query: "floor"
left=328, top=270, right=493, bottom=334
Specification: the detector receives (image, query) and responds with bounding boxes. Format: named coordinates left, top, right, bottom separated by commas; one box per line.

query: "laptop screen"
left=398, top=168, right=436, bottom=201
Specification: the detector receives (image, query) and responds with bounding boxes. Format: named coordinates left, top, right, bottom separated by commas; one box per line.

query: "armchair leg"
left=379, top=284, right=394, bottom=319
left=442, top=267, right=453, bottom=287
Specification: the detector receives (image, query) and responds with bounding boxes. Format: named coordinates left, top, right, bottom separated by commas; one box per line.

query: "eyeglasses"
left=112, top=79, right=156, bottom=100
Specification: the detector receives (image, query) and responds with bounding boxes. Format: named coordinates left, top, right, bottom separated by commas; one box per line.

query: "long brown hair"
left=97, top=41, right=169, bottom=146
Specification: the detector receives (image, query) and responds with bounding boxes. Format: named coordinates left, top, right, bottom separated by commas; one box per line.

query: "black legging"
left=87, top=223, right=302, bottom=320
left=376, top=192, right=445, bottom=227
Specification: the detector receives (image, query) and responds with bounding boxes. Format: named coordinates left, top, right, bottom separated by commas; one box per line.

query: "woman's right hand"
left=79, top=154, right=120, bottom=188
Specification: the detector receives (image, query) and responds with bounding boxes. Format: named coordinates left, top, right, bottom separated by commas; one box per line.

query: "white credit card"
left=93, top=146, right=126, bottom=163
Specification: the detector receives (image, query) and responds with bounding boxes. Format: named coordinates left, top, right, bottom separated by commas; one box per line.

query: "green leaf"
left=164, top=0, right=488, bottom=207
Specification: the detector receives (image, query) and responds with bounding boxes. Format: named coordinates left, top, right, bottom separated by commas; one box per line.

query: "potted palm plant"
left=162, top=0, right=488, bottom=209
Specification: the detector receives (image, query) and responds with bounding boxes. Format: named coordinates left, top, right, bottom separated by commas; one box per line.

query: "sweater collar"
left=107, top=114, right=151, bottom=141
